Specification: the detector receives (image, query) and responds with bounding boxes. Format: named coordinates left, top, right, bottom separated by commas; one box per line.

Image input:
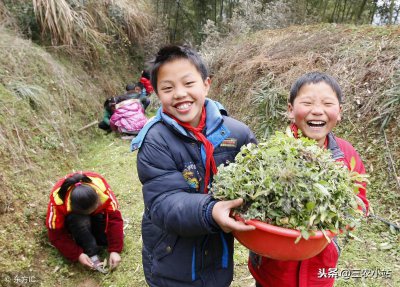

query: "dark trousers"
left=65, top=213, right=108, bottom=257
left=98, top=121, right=111, bottom=131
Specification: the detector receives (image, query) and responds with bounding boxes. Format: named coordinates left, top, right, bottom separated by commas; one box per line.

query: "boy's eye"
left=161, top=87, right=172, bottom=92
left=185, top=81, right=195, bottom=86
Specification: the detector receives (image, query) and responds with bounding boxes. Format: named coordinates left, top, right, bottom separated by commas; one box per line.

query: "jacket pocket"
left=153, top=233, right=178, bottom=260
left=151, top=234, right=197, bottom=282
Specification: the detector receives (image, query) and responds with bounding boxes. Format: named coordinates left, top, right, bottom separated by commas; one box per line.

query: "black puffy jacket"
left=131, top=100, right=257, bottom=287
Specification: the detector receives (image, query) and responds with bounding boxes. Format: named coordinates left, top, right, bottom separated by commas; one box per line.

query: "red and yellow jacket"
left=45, top=171, right=123, bottom=261
left=249, top=124, right=369, bottom=287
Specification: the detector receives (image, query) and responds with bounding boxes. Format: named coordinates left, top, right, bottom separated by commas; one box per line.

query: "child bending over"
left=46, top=171, right=123, bottom=272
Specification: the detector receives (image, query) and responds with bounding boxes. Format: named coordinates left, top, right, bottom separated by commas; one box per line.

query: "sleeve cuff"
left=205, top=200, right=220, bottom=232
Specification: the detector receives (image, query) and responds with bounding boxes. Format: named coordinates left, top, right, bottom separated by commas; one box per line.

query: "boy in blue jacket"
left=131, top=45, right=257, bottom=287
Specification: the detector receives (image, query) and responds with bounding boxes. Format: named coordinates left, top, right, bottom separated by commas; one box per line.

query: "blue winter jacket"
left=131, top=99, right=257, bottom=287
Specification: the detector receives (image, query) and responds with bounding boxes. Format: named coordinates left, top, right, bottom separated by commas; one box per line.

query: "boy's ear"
left=287, top=103, right=294, bottom=121
left=204, top=77, right=211, bottom=94
left=337, top=104, right=343, bottom=122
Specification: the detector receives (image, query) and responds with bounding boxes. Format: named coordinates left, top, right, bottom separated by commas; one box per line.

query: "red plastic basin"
left=233, top=217, right=336, bottom=261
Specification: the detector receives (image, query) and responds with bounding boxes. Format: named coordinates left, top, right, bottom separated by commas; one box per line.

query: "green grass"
left=1, top=108, right=397, bottom=287
left=34, top=132, right=145, bottom=287
left=30, top=131, right=397, bottom=287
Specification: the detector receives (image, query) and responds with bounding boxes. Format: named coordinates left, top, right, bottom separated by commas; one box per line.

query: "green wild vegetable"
left=212, top=129, right=368, bottom=242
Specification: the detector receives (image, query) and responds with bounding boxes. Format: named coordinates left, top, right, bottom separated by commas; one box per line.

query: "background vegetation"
left=0, top=0, right=399, bottom=286
left=156, top=0, right=400, bottom=44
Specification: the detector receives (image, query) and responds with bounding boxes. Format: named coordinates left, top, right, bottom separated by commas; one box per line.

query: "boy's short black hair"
left=289, top=72, right=343, bottom=104
left=141, top=70, right=150, bottom=80
left=135, top=82, right=145, bottom=90
left=126, top=84, right=135, bottom=91
left=150, top=45, right=209, bottom=93
left=104, top=97, right=117, bottom=113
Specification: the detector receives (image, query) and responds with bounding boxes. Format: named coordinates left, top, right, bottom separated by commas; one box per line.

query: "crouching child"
left=46, top=171, right=123, bottom=272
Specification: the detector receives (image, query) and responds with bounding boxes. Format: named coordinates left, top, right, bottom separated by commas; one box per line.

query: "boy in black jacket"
left=131, top=45, right=256, bottom=287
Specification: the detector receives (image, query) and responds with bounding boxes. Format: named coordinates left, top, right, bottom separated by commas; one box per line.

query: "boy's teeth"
left=307, top=120, right=326, bottom=127
left=176, top=103, right=191, bottom=110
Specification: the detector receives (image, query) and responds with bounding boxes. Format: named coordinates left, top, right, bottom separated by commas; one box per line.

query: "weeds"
left=251, top=75, right=287, bottom=138
left=214, top=132, right=366, bottom=240
left=371, top=67, right=400, bottom=129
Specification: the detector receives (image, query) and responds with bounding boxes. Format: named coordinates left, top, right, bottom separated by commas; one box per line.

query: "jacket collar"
left=131, top=99, right=227, bottom=151
left=159, top=99, right=225, bottom=136
left=326, top=132, right=345, bottom=161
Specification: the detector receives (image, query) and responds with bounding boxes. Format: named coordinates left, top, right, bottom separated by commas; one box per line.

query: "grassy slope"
left=36, top=132, right=145, bottom=287
left=37, top=131, right=399, bottom=287
left=206, top=24, right=400, bottom=286
left=1, top=23, right=399, bottom=287
left=0, top=25, right=143, bottom=285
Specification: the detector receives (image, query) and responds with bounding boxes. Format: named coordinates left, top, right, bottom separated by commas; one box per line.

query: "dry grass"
left=0, top=1, right=17, bottom=29
left=32, top=0, right=105, bottom=61
left=110, top=0, right=154, bottom=44
left=0, top=26, right=96, bottom=221
left=372, top=68, right=400, bottom=129
left=205, top=24, right=400, bottom=287
left=206, top=24, right=400, bottom=130
left=30, top=0, right=154, bottom=60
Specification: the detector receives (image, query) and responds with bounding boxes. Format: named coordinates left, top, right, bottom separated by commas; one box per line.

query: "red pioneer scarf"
left=168, top=107, right=217, bottom=193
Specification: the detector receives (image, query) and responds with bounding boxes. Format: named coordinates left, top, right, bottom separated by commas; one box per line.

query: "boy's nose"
left=310, top=104, right=323, bottom=114
left=175, top=87, right=187, bottom=98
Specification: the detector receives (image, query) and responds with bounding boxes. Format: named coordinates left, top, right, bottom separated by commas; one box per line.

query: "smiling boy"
left=288, top=78, right=342, bottom=147
left=131, top=45, right=256, bottom=287
left=249, top=72, right=369, bottom=287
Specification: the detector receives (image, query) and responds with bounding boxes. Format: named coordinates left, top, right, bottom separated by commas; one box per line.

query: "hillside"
left=0, top=17, right=399, bottom=287
left=0, top=0, right=154, bottom=283
left=206, top=23, right=400, bottom=286
left=207, top=23, right=400, bottom=207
